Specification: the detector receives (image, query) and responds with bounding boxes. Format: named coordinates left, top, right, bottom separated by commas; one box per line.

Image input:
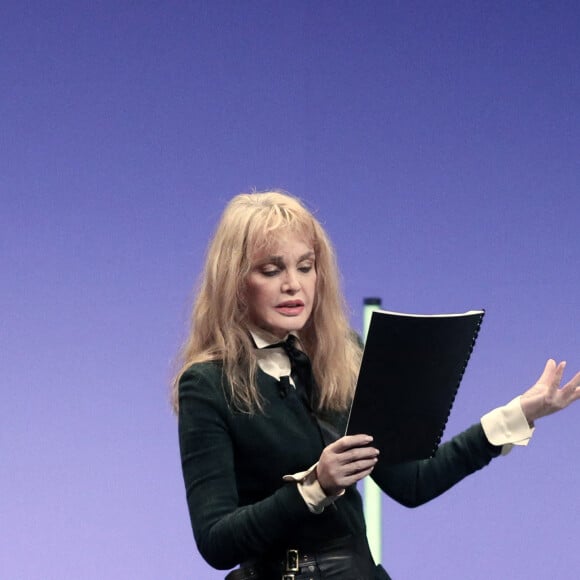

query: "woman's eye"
left=261, top=268, right=279, bottom=277
left=298, top=264, right=313, bottom=273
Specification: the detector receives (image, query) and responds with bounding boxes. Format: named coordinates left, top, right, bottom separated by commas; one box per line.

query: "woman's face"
left=245, top=232, right=317, bottom=339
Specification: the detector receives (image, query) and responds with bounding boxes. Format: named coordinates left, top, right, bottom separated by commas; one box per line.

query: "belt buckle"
left=286, top=548, right=299, bottom=572
left=282, top=576, right=295, bottom=580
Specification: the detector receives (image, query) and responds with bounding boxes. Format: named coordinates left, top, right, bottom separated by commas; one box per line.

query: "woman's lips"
left=276, top=301, right=304, bottom=316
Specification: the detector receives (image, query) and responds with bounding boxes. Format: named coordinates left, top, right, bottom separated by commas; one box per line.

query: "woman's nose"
left=282, top=269, right=300, bottom=292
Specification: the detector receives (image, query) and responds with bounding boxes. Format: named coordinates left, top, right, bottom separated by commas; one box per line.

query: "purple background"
left=2, top=2, right=579, bottom=578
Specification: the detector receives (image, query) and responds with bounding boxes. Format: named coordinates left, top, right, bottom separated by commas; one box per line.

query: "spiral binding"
left=430, top=309, right=486, bottom=456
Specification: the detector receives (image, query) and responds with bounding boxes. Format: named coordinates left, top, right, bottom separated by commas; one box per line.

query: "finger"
left=343, top=457, right=379, bottom=476
left=569, top=386, right=580, bottom=406
left=330, top=434, right=374, bottom=452
left=553, top=361, right=567, bottom=387
left=537, top=359, right=557, bottom=385
left=337, top=446, right=380, bottom=466
left=562, top=370, right=580, bottom=396
left=569, top=370, right=580, bottom=388
left=342, top=466, right=376, bottom=487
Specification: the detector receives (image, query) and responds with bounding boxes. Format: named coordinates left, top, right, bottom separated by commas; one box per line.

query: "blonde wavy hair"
left=171, top=190, right=362, bottom=414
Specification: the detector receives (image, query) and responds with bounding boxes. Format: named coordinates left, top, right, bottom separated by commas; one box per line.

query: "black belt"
left=224, top=548, right=315, bottom=579
left=224, top=535, right=385, bottom=580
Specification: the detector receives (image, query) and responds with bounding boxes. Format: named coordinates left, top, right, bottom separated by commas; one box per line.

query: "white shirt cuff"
left=481, top=396, right=535, bottom=456
left=283, top=463, right=344, bottom=514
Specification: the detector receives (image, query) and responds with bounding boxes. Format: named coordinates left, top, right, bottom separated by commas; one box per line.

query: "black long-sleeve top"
left=178, top=361, right=501, bottom=571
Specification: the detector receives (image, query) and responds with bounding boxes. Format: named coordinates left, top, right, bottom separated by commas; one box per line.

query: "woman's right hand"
left=316, top=434, right=380, bottom=496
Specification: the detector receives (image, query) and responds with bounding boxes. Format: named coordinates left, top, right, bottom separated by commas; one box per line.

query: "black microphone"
left=279, top=375, right=290, bottom=399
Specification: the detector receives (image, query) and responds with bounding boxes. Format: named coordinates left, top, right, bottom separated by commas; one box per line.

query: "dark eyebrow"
left=264, top=252, right=315, bottom=265
left=268, top=251, right=315, bottom=264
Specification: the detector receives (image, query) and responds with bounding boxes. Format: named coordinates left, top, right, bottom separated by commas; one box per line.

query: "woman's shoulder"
left=179, top=360, right=225, bottom=394
left=181, top=360, right=223, bottom=378
left=177, top=360, right=231, bottom=414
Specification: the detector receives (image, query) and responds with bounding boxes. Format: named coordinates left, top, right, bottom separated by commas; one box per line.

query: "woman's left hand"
left=520, top=359, right=580, bottom=425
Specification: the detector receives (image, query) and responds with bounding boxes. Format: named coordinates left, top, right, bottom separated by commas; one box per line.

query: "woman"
left=174, top=190, right=579, bottom=580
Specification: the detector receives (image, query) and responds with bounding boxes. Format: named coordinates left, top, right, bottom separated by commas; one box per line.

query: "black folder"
left=346, top=309, right=485, bottom=464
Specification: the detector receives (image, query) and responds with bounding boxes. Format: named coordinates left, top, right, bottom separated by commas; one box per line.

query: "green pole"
left=362, top=297, right=382, bottom=565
